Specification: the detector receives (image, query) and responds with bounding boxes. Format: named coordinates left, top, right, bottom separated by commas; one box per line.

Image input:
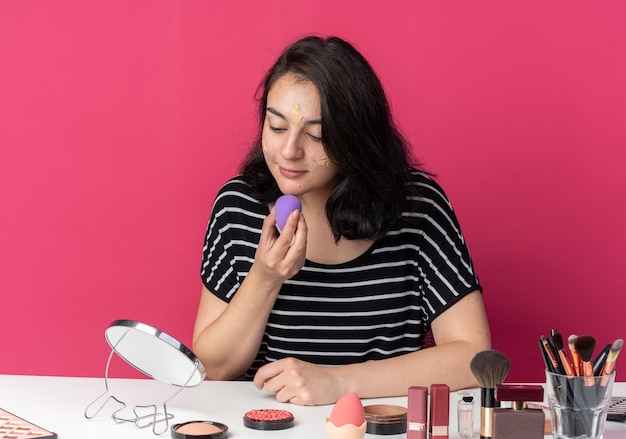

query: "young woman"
left=193, top=36, right=491, bottom=406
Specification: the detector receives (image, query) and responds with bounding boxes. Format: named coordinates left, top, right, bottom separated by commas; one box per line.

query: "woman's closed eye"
left=307, top=133, right=322, bottom=142
left=269, top=125, right=287, bottom=133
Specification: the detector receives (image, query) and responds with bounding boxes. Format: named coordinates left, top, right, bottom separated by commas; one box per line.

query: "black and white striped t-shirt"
left=201, top=170, right=481, bottom=379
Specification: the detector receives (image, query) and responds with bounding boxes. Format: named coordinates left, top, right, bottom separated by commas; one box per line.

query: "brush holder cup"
left=545, top=370, right=615, bottom=439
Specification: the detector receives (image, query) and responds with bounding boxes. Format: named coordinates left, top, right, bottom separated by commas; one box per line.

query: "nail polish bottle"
left=457, top=394, right=475, bottom=438
left=493, top=384, right=544, bottom=439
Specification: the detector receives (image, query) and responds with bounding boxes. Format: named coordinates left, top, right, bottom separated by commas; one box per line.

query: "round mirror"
left=105, top=319, right=206, bottom=387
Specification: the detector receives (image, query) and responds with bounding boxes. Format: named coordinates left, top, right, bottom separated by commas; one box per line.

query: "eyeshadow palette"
left=608, top=396, right=626, bottom=422
left=0, top=408, right=57, bottom=439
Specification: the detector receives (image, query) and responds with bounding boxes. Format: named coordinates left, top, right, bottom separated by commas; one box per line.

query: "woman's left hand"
left=253, top=357, right=345, bottom=406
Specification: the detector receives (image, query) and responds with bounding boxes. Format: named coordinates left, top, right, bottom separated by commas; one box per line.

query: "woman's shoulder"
left=407, top=169, right=453, bottom=210
left=212, top=175, right=265, bottom=212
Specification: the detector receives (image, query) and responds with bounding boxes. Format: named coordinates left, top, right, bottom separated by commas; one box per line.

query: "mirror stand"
left=84, top=320, right=206, bottom=435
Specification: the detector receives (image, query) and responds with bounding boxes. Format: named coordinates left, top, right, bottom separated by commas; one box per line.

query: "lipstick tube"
left=407, top=386, right=428, bottom=439
left=430, top=384, right=450, bottom=439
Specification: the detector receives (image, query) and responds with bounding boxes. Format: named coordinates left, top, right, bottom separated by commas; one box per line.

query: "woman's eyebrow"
left=266, top=107, right=321, bottom=125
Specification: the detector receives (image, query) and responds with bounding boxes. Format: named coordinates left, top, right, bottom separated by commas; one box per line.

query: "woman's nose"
left=280, top=131, right=305, bottom=160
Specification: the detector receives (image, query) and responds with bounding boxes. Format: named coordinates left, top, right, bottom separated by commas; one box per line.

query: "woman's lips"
left=279, top=167, right=306, bottom=178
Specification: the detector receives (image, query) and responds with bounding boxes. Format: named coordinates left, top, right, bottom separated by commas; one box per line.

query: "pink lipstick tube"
left=407, top=386, right=428, bottom=439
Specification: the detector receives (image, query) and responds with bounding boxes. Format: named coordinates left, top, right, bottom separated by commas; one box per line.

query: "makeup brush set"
left=538, top=331, right=622, bottom=380
left=538, top=330, right=624, bottom=438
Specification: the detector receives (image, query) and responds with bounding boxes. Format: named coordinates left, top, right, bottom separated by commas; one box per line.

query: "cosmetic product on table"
left=492, top=384, right=544, bottom=439
left=430, top=384, right=450, bottom=439
left=363, top=404, right=407, bottom=435
left=407, top=386, right=428, bottom=439
left=457, top=392, right=475, bottom=439
left=607, top=396, right=626, bottom=422
left=243, top=409, right=294, bottom=431
left=0, top=408, right=57, bottom=439
left=171, top=421, right=229, bottom=439
left=469, top=350, right=511, bottom=439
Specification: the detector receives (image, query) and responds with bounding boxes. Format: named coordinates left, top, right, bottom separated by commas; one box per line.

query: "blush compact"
left=171, top=421, right=228, bottom=439
left=243, top=409, right=295, bottom=430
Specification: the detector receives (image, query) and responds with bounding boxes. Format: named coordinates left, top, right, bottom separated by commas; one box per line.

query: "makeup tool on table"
left=568, top=334, right=583, bottom=377
left=575, top=335, right=597, bottom=386
left=0, top=408, right=57, bottom=439
left=540, top=335, right=566, bottom=376
left=84, top=320, right=223, bottom=437
left=601, top=338, right=623, bottom=384
left=539, top=330, right=623, bottom=438
left=469, top=350, right=511, bottom=439
left=325, top=392, right=366, bottom=439
left=592, top=343, right=612, bottom=376
left=552, top=333, right=576, bottom=377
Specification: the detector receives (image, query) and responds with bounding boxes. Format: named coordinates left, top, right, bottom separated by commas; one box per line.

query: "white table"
left=0, top=375, right=624, bottom=438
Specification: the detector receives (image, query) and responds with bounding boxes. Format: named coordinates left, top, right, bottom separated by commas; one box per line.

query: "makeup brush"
left=540, top=335, right=565, bottom=375
left=592, top=343, right=612, bottom=376
left=601, top=338, right=623, bottom=385
left=538, top=339, right=554, bottom=372
left=568, top=334, right=581, bottom=376
left=574, top=335, right=596, bottom=386
left=552, top=332, right=575, bottom=377
left=470, top=350, right=511, bottom=439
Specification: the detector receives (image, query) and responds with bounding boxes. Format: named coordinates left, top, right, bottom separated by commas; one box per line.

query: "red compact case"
left=495, top=384, right=544, bottom=404
left=493, top=385, right=545, bottom=439
left=407, top=386, right=428, bottom=439
left=243, top=409, right=294, bottom=430
left=430, top=384, right=450, bottom=439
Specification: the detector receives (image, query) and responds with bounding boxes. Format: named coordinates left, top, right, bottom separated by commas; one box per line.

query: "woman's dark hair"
left=240, top=35, right=420, bottom=241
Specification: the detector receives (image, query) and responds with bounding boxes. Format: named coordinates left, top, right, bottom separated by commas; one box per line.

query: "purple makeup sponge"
left=275, top=195, right=302, bottom=231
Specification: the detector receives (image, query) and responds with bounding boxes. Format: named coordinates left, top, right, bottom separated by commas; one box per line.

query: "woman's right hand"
left=251, top=207, right=307, bottom=286
left=192, top=206, right=307, bottom=380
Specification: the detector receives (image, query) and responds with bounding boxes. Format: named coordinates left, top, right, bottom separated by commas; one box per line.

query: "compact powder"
left=363, top=404, right=407, bottom=435
left=243, top=409, right=295, bottom=430
left=171, top=421, right=228, bottom=439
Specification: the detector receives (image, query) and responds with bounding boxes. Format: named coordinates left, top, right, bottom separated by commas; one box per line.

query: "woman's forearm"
left=335, top=338, right=490, bottom=399
left=193, top=266, right=284, bottom=380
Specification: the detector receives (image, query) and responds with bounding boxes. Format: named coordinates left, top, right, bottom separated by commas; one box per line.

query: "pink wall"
left=1, top=1, right=624, bottom=383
